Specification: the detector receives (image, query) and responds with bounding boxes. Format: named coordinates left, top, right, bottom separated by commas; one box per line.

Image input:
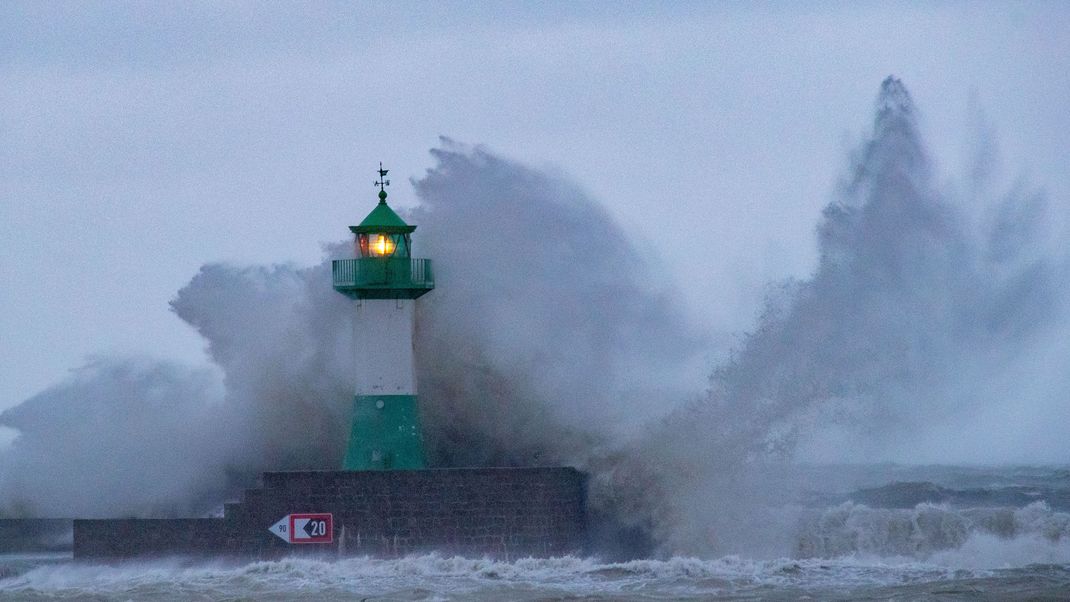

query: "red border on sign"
left=288, top=513, right=333, bottom=544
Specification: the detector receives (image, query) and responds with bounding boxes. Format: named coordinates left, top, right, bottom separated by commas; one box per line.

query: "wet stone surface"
left=73, top=467, right=587, bottom=560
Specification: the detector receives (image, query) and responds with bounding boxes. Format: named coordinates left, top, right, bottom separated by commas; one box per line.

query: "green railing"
left=332, top=258, right=434, bottom=297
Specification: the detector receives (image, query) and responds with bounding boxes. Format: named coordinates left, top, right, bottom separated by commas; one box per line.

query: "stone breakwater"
left=74, top=467, right=588, bottom=559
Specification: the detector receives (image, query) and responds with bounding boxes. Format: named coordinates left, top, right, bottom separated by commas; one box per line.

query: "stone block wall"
left=74, top=467, right=587, bottom=559
left=0, top=519, right=73, bottom=553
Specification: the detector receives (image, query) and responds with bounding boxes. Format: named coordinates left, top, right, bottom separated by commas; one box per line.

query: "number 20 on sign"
left=268, top=513, right=333, bottom=544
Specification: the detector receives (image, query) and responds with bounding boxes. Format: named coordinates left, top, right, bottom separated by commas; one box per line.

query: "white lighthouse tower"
left=331, top=164, right=434, bottom=470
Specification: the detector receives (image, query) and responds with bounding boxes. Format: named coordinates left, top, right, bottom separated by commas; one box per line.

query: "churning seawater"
left=2, top=465, right=1070, bottom=601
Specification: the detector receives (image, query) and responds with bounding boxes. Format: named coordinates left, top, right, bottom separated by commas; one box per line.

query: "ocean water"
left=2, top=465, right=1070, bottom=601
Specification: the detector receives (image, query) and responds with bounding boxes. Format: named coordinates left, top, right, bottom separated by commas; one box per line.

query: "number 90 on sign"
left=268, top=513, right=333, bottom=544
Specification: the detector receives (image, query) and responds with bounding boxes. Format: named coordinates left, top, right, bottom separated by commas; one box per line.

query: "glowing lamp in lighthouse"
left=331, top=164, right=434, bottom=471
left=357, top=219, right=410, bottom=259
left=364, top=233, right=395, bottom=256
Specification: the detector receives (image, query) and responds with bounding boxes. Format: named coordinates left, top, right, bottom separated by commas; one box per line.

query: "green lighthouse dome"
left=351, top=190, right=416, bottom=234
left=332, top=164, right=434, bottom=300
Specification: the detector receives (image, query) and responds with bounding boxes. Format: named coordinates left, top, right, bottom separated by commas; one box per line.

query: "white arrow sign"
left=268, top=513, right=333, bottom=544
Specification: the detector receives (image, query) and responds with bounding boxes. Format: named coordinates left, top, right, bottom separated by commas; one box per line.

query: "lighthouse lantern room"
left=332, top=164, right=434, bottom=470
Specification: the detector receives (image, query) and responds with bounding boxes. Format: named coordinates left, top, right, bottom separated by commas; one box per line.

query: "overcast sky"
left=2, top=1, right=1068, bottom=410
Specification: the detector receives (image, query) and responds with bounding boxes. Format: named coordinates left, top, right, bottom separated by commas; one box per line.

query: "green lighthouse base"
left=343, top=395, right=426, bottom=470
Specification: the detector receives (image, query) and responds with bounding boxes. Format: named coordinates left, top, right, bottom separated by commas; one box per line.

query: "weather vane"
left=375, top=162, right=390, bottom=193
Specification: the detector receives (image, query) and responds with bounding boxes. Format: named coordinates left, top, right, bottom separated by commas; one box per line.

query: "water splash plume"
left=0, top=79, right=1066, bottom=565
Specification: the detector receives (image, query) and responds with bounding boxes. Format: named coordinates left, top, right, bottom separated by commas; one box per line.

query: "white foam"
left=929, top=533, right=1070, bottom=569
left=0, top=553, right=991, bottom=599
left=795, top=501, right=1070, bottom=562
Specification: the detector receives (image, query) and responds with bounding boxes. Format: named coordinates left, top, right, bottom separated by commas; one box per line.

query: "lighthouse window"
left=374, top=234, right=394, bottom=256
left=369, top=233, right=395, bottom=257
left=357, top=232, right=410, bottom=258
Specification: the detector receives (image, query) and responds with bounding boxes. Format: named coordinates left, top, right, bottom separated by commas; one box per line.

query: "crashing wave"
left=843, top=480, right=1070, bottom=510
left=795, top=501, right=1070, bottom=560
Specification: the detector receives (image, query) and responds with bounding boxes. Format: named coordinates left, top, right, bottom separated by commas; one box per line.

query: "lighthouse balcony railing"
left=331, top=257, right=434, bottom=291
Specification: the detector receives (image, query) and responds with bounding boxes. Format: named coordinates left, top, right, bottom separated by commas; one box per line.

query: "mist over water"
left=692, top=76, right=1064, bottom=466
left=0, top=78, right=1068, bottom=566
left=592, top=76, right=1070, bottom=556
left=0, top=136, right=705, bottom=521
left=411, top=140, right=707, bottom=468
left=0, top=359, right=225, bottom=518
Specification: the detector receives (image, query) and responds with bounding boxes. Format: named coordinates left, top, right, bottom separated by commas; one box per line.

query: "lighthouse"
left=331, top=164, right=434, bottom=470
left=74, top=163, right=588, bottom=558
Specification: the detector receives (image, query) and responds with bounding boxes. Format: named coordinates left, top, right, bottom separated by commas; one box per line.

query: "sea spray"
left=0, top=139, right=706, bottom=523
left=589, top=77, right=1066, bottom=557
left=0, top=78, right=1066, bottom=567
left=411, top=139, right=707, bottom=468
left=0, top=262, right=358, bottom=518
left=4, top=541, right=1070, bottom=599
left=0, top=359, right=228, bottom=518
left=171, top=260, right=354, bottom=473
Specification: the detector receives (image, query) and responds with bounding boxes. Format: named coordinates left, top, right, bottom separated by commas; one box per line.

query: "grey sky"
left=1, top=1, right=1068, bottom=410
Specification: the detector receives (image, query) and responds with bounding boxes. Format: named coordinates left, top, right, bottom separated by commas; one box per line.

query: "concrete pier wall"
left=0, top=519, right=73, bottom=553
left=74, top=467, right=587, bottom=559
